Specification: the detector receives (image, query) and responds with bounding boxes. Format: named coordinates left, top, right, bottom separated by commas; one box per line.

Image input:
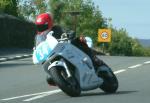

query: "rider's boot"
left=46, top=75, right=56, bottom=86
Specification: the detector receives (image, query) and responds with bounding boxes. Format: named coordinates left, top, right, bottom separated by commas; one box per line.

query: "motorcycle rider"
left=35, top=13, right=105, bottom=85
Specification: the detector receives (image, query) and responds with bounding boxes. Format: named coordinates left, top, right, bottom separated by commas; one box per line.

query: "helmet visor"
left=37, top=24, right=48, bottom=32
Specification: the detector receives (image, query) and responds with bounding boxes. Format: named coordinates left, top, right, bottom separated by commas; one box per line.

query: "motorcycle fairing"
left=33, top=34, right=58, bottom=64
left=47, top=43, right=103, bottom=91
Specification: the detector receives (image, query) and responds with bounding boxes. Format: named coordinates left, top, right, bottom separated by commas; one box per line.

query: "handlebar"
left=48, top=31, right=74, bottom=42
left=57, top=38, right=69, bottom=42
left=57, top=33, right=70, bottom=42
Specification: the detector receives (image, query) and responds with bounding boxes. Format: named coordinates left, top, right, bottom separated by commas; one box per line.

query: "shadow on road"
left=81, top=90, right=138, bottom=97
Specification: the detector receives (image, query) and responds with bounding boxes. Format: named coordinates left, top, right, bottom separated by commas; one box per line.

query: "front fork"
left=47, top=59, right=77, bottom=86
left=48, top=59, right=72, bottom=78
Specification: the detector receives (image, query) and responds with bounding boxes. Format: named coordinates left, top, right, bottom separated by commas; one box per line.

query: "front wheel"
left=98, top=65, right=118, bottom=93
left=49, top=66, right=81, bottom=97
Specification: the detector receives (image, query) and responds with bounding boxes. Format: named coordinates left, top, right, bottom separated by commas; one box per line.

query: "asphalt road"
left=0, top=56, right=150, bottom=103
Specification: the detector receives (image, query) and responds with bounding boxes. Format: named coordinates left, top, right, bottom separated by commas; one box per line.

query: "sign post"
left=98, top=29, right=111, bottom=53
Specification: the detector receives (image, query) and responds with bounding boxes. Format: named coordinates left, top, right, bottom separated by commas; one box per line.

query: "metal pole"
left=102, top=43, right=105, bottom=53
left=64, top=11, right=81, bottom=33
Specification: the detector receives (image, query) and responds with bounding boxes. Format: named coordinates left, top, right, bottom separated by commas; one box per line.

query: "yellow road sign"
left=98, top=29, right=111, bottom=42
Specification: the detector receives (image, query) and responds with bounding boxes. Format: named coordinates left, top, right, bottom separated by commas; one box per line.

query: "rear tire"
left=98, top=65, right=118, bottom=93
left=49, top=66, right=81, bottom=97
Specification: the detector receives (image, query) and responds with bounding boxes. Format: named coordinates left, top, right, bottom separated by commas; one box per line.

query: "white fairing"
left=33, top=32, right=103, bottom=91
left=47, top=42, right=103, bottom=90
left=32, top=33, right=58, bottom=64
left=85, top=36, right=93, bottom=48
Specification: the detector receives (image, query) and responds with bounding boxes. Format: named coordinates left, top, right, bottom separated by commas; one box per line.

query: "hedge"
left=0, top=14, right=36, bottom=48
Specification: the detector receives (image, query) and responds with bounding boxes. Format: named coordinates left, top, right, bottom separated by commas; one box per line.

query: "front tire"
left=49, top=66, right=81, bottom=97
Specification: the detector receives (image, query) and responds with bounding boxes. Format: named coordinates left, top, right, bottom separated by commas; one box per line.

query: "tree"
left=131, top=39, right=144, bottom=56
left=18, top=0, right=106, bottom=42
left=143, top=47, right=150, bottom=56
left=16, top=0, right=149, bottom=56
left=48, top=0, right=64, bottom=24
left=18, top=0, right=47, bottom=20
left=49, top=0, right=106, bottom=44
left=0, top=0, right=18, bottom=16
left=108, top=28, right=133, bottom=56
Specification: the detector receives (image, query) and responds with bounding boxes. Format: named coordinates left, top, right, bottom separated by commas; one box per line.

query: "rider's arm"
left=51, top=25, right=64, bottom=39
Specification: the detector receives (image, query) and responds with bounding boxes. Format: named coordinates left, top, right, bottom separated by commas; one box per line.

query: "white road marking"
left=128, top=64, right=143, bottom=69
left=15, top=56, right=22, bottom=58
left=114, top=69, right=126, bottom=74
left=0, top=58, right=7, bottom=60
left=23, top=54, right=32, bottom=57
left=23, top=89, right=61, bottom=101
left=1, top=89, right=61, bottom=101
left=144, top=61, right=150, bottom=64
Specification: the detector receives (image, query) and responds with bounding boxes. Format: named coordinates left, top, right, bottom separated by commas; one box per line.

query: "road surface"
left=0, top=56, right=150, bottom=103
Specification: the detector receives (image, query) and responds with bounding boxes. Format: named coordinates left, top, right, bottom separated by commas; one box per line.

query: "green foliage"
left=0, top=0, right=18, bottom=16
left=18, top=0, right=106, bottom=40
left=131, top=39, right=145, bottom=56
left=18, top=0, right=47, bottom=20
left=33, top=0, right=47, bottom=14
left=143, top=48, right=150, bottom=56
left=18, top=0, right=35, bottom=19
left=49, top=0, right=106, bottom=43
left=48, top=0, right=64, bottom=24
left=48, top=0, right=150, bottom=57
left=106, top=28, right=150, bottom=56
left=108, top=28, right=133, bottom=56
left=15, top=0, right=150, bottom=56
left=78, top=1, right=107, bottom=42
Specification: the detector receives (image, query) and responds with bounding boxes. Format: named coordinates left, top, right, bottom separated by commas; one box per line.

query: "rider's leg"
left=71, top=37, right=105, bottom=70
left=43, top=61, right=56, bottom=86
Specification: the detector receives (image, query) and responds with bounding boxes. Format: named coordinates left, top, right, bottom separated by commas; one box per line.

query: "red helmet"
left=35, top=13, right=53, bottom=34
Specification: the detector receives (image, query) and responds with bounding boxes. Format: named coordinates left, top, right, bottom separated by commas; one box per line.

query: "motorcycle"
left=32, top=31, right=118, bottom=97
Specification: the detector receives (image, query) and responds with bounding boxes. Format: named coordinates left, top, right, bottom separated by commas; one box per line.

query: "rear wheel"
left=98, top=65, right=118, bottom=93
left=49, top=66, right=81, bottom=97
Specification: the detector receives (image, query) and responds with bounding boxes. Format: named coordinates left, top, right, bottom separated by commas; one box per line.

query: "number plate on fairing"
left=33, top=34, right=58, bottom=64
left=33, top=41, right=52, bottom=64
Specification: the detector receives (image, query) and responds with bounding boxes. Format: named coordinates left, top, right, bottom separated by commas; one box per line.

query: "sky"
left=93, top=0, right=150, bottom=39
